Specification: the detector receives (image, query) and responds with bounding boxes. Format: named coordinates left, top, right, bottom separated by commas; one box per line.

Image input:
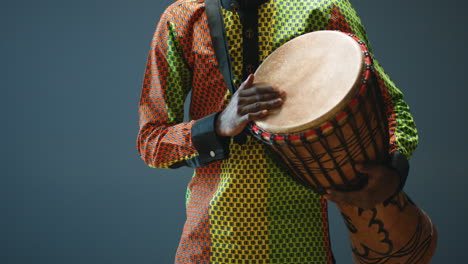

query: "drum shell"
left=338, top=192, right=438, bottom=264
left=250, top=31, right=437, bottom=264
left=249, top=31, right=389, bottom=193
left=253, top=76, right=389, bottom=194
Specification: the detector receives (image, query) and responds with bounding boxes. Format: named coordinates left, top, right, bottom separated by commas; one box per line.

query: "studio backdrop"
left=3, top=0, right=467, bottom=263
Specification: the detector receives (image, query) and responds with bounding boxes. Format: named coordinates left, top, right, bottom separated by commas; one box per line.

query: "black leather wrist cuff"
left=389, top=151, right=410, bottom=191
left=383, top=151, right=410, bottom=204
left=191, top=112, right=230, bottom=166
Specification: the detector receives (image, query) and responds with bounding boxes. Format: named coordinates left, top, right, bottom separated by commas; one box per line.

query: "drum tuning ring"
left=364, top=51, right=370, bottom=57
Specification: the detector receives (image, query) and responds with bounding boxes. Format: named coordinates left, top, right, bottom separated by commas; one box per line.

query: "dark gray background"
left=2, top=0, right=467, bottom=263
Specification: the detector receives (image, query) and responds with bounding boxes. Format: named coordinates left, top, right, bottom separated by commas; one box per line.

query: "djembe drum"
left=249, top=31, right=437, bottom=263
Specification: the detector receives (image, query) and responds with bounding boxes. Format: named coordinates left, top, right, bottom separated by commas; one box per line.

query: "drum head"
left=254, top=30, right=365, bottom=133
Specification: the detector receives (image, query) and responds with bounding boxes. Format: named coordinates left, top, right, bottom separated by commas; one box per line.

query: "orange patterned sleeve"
left=137, top=5, right=229, bottom=169
left=137, top=7, right=196, bottom=169
left=328, top=0, right=418, bottom=187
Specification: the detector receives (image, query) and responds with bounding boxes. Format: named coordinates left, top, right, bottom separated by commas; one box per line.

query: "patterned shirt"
left=137, top=0, right=418, bottom=263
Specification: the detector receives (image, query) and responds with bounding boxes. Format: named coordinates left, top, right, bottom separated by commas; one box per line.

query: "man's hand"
left=324, top=163, right=401, bottom=209
left=216, top=74, right=285, bottom=137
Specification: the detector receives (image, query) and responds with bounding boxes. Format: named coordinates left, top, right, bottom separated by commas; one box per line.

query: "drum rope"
left=298, top=133, right=337, bottom=191
left=358, top=82, right=382, bottom=163
left=315, top=128, right=349, bottom=187
left=369, top=71, right=391, bottom=161
left=331, top=118, right=362, bottom=188
left=270, top=145, right=314, bottom=188
left=346, top=99, right=371, bottom=161
left=283, top=137, right=327, bottom=194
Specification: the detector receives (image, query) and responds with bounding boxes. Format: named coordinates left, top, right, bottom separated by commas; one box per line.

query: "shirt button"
left=245, top=28, right=254, bottom=39
left=210, top=151, right=216, bottom=157
left=246, top=64, right=256, bottom=73
left=230, top=2, right=239, bottom=12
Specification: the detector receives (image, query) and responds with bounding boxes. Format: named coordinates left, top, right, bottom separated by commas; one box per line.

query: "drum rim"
left=253, top=30, right=371, bottom=134
left=250, top=31, right=374, bottom=142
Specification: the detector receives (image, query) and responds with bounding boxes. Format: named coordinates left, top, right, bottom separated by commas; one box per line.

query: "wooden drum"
left=249, top=31, right=437, bottom=263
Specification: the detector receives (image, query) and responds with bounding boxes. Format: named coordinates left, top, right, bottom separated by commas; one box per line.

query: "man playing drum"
left=137, top=0, right=433, bottom=263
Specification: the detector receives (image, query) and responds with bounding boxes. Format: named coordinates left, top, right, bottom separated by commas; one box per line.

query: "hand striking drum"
left=250, top=31, right=437, bottom=264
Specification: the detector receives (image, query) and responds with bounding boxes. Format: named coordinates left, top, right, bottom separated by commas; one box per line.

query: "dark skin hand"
left=216, top=74, right=285, bottom=137
left=324, top=162, right=401, bottom=209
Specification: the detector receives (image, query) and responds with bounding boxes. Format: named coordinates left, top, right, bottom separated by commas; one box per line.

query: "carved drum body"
left=339, top=192, right=437, bottom=264
left=250, top=31, right=437, bottom=263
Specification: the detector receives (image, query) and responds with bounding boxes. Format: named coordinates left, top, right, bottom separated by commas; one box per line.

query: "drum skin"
left=251, top=30, right=389, bottom=193
left=250, top=31, right=437, bottom=263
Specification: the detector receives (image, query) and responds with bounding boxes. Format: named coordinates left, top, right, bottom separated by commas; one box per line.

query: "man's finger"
left=324, top=189, right=376, bottom=209
left=239, top=98, right=283, bottom=115
left=355, top=162, right=381, bottom=175
left=324, top=190, right=352, bottom=205
left=239, top=85, right=279, bottom=97
left=239, top=91, right=282, bottom=105
left=244, top=110, right=268, bottom=122
left=239, top=74, right=255, bottom=90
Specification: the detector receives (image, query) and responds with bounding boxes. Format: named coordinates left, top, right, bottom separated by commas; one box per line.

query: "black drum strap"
left=205, top=0, right=236, bottom=95
left=238, top=5, right=260, bottom=80
left=206, top=0, right=271, bottom=144
left=206, top=0, right=248, bottom=144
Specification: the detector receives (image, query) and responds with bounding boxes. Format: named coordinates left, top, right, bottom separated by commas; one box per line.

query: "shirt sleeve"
left=328, top=0, right=418, bottom=185
left=137, top=7, right=229, bottom=169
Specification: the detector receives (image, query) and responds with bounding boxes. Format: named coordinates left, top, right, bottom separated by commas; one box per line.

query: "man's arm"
left=137, top=5, right=229, bottom=169
left=324, top=0, right=418, bottom=208
left=330, top=0, right=419, bottom=164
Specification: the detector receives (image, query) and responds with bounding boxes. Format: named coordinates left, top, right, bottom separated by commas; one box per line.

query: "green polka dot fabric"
left=137, top=0, right=418, bottom=263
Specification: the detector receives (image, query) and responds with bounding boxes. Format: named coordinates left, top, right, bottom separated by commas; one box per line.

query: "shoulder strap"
left=205, top=0, right=235, bottom=94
